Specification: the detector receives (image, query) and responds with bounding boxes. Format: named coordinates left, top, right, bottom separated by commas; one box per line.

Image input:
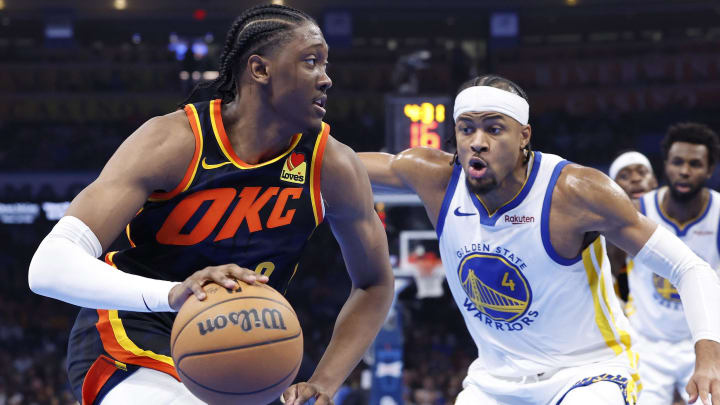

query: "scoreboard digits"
left=385, top=95, right=451, bottom=153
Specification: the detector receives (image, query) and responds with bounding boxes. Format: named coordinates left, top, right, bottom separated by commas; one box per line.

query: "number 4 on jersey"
left=502, top=272, right=516, bottom=291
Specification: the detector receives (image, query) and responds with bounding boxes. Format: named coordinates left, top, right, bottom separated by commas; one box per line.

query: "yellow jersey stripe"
left=107, top=310, right=174, bottom=367
left=104, top=251, right=174, bottom=367
left=148, top=103, right=203, bottom=202
left=591, top=238, right=642, bottom=395
left=309, top=122, right=327, bottom=225
left=583, top=239, right=623, bottom=355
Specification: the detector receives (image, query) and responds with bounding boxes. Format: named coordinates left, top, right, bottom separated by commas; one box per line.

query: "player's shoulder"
left=104, top=108, right=196, bottom=190
left=127, top=109, right=195, bottom=158
left=554, top=163, right=630, bottom=214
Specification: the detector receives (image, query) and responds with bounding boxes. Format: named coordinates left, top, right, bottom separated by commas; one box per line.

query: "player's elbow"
left=28, top=240, right=58, bottom=297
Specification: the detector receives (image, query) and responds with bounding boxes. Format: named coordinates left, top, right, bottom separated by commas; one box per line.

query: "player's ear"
left=247, top=55, right=270, bottom=85
left=520, top=124, right=532, bottom=149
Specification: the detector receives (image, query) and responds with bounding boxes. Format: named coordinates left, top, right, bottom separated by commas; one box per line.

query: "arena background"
left=1, top=0, right=720, bottom=404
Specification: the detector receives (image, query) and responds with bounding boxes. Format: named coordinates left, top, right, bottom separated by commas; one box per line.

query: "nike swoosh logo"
left=201, top=157, right=233, bottom=170
left=453, top=207, right=476, bottom=217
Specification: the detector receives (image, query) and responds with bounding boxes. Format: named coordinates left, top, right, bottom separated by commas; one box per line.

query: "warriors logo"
left=652, top=274, right=680, bottom=303
left=458, top=253, right=532, bottom=322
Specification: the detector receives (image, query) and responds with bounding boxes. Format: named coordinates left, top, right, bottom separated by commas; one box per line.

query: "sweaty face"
left=664, top=142, right=712, bottom=202
left=614, top=164, right=657, bottom=199
left=267, top=23, right=331, bottom=133
left=455, top=112, right=528, bottom=195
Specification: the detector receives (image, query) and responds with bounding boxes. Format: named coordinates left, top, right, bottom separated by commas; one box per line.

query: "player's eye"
left=459, top=125, right=474, bottom=134
left=304, top=57, right=317, bottom=66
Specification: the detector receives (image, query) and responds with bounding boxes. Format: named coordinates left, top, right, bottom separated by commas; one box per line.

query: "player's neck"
left=477, top=157, right=530, bottom=215
left=661, top=186, right=709, bottom=225
left=220, top=97, right=300, bottom=165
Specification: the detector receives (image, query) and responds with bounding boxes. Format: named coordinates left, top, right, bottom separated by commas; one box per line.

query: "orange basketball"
left=171, top=282, right=303, bottom=405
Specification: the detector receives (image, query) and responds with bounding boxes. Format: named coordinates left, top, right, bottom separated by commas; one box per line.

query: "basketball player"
left=627, top=123, right=720, bottom=405
left=28, top=5, right=394, bottom=405
left=358, top=75, right=720, bottom=405
left=605, top=151, right=657, bottom=299
left=608, top=151, right=658, bottom=200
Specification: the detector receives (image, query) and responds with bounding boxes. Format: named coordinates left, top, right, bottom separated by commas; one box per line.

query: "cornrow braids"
left=446, top=74, right=532, bottom=165
left=179, top=4, right=315, bottom=107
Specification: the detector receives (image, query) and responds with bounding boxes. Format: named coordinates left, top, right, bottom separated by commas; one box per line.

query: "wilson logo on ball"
left=197, top=308, right=287, bottom=335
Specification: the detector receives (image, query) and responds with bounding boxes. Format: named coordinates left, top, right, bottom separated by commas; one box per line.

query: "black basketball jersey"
left=67, top=99, right=330, bottom=404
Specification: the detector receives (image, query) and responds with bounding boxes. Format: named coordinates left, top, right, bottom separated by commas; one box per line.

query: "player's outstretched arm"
left=559, top=165, right=720, bottom=405
left=28, top=111, right=263, bottom=312
left=358, top=148, right=454, bottom=192
left=283, top=138, right=395, bottom=405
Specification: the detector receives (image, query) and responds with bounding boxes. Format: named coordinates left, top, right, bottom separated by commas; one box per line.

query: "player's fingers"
left=700, top=389, right=710, bottom=405
left=291, top=383, right=316, bottom=405
left=282, top=384, right=298, bottom=404
left=206, top=268, right=240, bottom=290
left=226, top=264, right=269, bottom=284
left=697, top=377, right=711, bottom=405
left=188, top=280, right=207, bottom=300
left=711, top=379, right=720, bottom=405
left=688, top=378, right=700, bottom=403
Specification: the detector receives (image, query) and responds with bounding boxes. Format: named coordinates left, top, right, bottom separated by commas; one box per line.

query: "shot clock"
left=384, top=95, right=451, bottom=153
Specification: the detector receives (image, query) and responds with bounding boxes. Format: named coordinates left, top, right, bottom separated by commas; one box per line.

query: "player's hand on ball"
left=282, top=382, right=333, bottom=405
left=168, top=264, right=269, bottom=310
left=686, top=339, right=720, bottom=405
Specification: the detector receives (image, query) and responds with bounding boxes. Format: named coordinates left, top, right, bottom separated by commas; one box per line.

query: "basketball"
left=170, top=281, right=303, bottom=405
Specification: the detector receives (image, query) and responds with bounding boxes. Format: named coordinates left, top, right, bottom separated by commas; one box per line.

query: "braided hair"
left=448, top=74, right=531, bottom=165
left=181, top=4, right=316, bottom=106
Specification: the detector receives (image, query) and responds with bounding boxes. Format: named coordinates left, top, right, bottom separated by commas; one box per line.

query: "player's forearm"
left=634, top=225, right=720, bottom=343
left=357, top=152, right=409, bottom=191
left=308, top=280, right=394, bottom=395
left=28, top=216, right=178, bottom=312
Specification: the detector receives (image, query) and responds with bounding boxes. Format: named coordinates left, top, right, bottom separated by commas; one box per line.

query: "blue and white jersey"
left=627, top=187, right=720, bottom=342
left=437, top=152, right=639, bottom=380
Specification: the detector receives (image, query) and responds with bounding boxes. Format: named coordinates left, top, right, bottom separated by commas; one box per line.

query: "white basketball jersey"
left=437, top=152, right=639, bottom=378
left=627, top=187, right=720, bottom=341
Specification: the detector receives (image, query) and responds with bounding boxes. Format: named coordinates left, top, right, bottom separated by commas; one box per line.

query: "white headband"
left=608, top=151, right=653, bottom=180
left=453, top=86, right=530, bottom=125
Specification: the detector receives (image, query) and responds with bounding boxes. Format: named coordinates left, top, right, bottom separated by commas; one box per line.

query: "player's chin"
left=303, top=116, right=324, bottom=135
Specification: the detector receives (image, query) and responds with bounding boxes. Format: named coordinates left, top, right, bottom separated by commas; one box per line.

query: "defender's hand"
left=687, top=339, right=720, bottom=405
left=168, top=264, right=268, bottom=311
left=282, top=382, right=333, bottom=405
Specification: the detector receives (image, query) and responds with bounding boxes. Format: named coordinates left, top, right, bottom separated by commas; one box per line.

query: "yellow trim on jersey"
left=284, top=263, right=301, bottom=295
left=625, top=294, right=637, bottom=317
left=183, top=104, right=203, bottom=192
left=657, top=186, right=710, bottom=231
left=107, top=310, right=175, bottom=367
left=148, top=104, right=203, bottom=202
left=583, top=239, right=622, bottom=355
left=309, top=122, right=326, bottom=225
left=475, top=152, right=535, bottom=217
left=583, top=239, right=642, bottom=393
left=104, top=251, right=175, bottom=367
left=125, top=207, right=143, bottom=248
left=209, top=99, right=302, bottom=169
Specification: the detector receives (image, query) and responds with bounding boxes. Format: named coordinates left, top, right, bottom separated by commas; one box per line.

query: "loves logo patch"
left=280, top=152, right=307, bottom=184
left=286, top=152, right=305, bottom=171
